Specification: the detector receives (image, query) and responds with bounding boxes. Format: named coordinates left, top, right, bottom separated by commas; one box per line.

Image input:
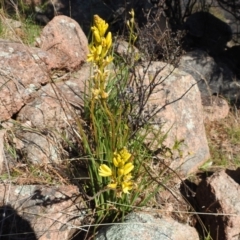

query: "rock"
left=17, top=84, right=75, bottom=129
left=15, top=84, right=76, bottom=164
left=18, top=131, right=61, bottom=164
left=0, top=32, right=90, bottom=121
left=178, top=50, right=223, bottom=97
left=16, top=64, right=91, bottom=164
left=207, top=1, right=240, bottom=45
left=114, top=39, right=141, bottom=62
left=40, top=15, right=88, bottom=71
left=169, top=0, right=240, bottom=45
left=96, top=211, right=199, bottom=240
left=17, top=63, right=90, bottom=128
left=202, top=96, right=229, bottom=122
left=134, top=61, right=210, bottom=175
left=178, top=49, right=240, bottom=102
left=196, top=170, right=240, bottom=240
left=0, top=184, right=86, bottom=240
left=184, top=11, right=232, bottom=54
left=222, top=45, right=240, bottom=79
left=0, top=39, right=55, bottom=121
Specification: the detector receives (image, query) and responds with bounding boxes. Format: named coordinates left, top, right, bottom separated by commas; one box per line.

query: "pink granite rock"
left=135, top=61, right=210, bottom=175
left=40, top=15, right=89, bottom=71
left=0, top=184, right=85, bottom=240
left=0, top=40, right=53, bottom=121
left=196, top=170, right=240, bottom=240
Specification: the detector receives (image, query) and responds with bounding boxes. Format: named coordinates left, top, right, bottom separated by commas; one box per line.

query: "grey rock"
left=96, top=211, right=199, bottom=240
left=185, top=11, right=232, bottom=53
left=169, top=0, right=240, bottom=45
left=19, top=131, right=60, bottom=164
left=178, top=49, right=240, bottom=102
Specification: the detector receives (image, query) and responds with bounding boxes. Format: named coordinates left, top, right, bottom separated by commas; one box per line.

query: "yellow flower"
left=92, top=88, right=100, bottom=99
left=123, top=174, right=132, bottom=182
left=99, top=164, right=112, bottom=177
left=87, top=46, right=98, bottom=62
left=100, top=90, right=109, bottom=99
left=122, top=181, right=133, bottom=194
left=96, top=69, right=108, bottom=82
left=91, top=26, right=101, bottom=43
left=119, top=148, right=132, bottom=163
left=113, top=148, right=132, bottom=167
left=102, top=57, right=113, bottom=68
left=87, top=45, right=104, bottom=63
left=117, top=163, right=134, bottom=177
left=117, top=168, right=124, bottom=177
left=123, top=162, right=134, bottom=175
left=113, top=154, right=123, bottom=168
left=105, top=32, right=112, bottom=50
left=96, top=45, right=102, bottom=55
left=107, top=182, right=117, bottom=189
left=98, top=148, right=134, bottom=196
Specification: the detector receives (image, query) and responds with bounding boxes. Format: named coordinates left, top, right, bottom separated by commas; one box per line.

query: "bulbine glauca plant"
left=82, top=10, right=161, bottom=227
left=85, top=14, right=137, bottom=221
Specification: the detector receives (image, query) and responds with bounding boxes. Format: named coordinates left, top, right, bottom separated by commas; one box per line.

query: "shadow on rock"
left=0, top=205, right=37, bottom=240
left=183, top=11, right=232, bottom=54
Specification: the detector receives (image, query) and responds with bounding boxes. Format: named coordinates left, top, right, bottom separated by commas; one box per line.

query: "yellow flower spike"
left=123, top=162, right=134, bottom=175
left=99, top=164, right=112, bottom=177
left=94, top=15, right=109, bottom=37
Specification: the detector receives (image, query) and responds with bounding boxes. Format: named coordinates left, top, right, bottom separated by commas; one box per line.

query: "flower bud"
left=106, top=32, right=112, bottom=50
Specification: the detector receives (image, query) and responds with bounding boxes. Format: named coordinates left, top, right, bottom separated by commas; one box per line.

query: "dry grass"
left=204, top=107, right=240, bottom=170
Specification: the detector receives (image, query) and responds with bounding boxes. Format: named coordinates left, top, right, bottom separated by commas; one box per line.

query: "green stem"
left=90, top=97, right=99, bottom=153
left=102, top=99, right=115, bottom=151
